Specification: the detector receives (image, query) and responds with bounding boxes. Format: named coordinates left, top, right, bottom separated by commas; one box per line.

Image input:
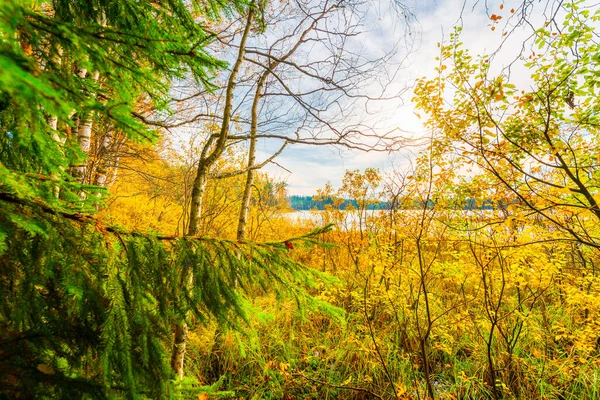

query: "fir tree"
left=0, top=1, right=335, bottom=397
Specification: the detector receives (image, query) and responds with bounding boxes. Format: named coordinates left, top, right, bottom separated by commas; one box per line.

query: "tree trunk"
left=170, top=161, right=209, bottom=380
left=70, top=70, right=99, bottom=185
left=170, top=323, right=189, bottom=380
left=237, top=72, right=267, bottom=241
left=236, top=155, right=256, bottom=241
left=105, top=137, right=124, bottom=188
left=187, top=162, right=209, bottom=236
left=93, top=129, right=115, bottom=188
left=186, top=7, right=254, bottom=237
left=48, top=116, right=64, bottom=198
left=171, top=6, right=255, bottom=380
left=236, top=12, right=321, bottom=239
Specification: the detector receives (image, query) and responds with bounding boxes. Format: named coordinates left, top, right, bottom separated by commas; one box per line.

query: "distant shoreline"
left=286, top=195, right=498, bottom=211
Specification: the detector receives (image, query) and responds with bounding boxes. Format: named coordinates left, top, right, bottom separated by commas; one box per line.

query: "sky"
left=258, top=0, right=547, bottom=195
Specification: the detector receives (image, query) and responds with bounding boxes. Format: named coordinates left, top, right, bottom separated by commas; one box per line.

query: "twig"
left=292, top=371, right=384, bottom=400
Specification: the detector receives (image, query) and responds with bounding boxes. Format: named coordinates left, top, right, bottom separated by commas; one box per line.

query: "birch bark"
left=70, top=70, right=99, bottom=185
left=171, top=5, right=255, bottom=380
left=236, top=72, right=267, bottom=241
left=235, top=12, right=320, bottom=240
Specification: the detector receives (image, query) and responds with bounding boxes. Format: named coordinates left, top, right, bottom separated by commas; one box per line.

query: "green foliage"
left=0, top=1, right=343, bottom=397
left=0, top=0, right=242, bottom=208
left=0, top=194, right=333, bottom=398
left=6, top=0, right=600, bottom=399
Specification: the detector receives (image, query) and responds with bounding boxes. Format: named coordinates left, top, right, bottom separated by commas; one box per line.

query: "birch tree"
left=149, top=0, right=415, bottom=377
left=171, top=0, right=415, bottom=241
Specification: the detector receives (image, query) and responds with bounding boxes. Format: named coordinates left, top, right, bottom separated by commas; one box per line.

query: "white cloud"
left=277, top=0, right=552, bottom=195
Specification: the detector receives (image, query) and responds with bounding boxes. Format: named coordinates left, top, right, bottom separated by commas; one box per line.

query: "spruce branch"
left=0, top=191, right=333, bottom=247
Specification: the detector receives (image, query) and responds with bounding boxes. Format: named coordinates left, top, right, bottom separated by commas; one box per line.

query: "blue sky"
left=257, top=0, right=545, bottom=195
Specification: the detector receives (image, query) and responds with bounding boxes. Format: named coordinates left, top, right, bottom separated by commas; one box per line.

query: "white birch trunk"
left=237, top=73, right=267, bottom=241
left=70, top=69, right=99, bottom=185
left=93, top=129, right=115, bottom=189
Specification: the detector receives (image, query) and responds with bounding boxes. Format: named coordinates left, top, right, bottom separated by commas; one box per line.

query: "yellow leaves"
left=340, top=376, right=353, bottom=386
left=457, top=370, right=476, bottom=384
left=434, top=340, right=454, bottom=356
left=279, top=362, right=291, bottom=376
left=263, top=360, right=276, bottom=374
left=395, top=382, right=409, bottom=397
left=530, top=165, right=542, bottom=174
left=263, top=360, right=291, bottom=378
left=557, top=186, right=575, bottom=194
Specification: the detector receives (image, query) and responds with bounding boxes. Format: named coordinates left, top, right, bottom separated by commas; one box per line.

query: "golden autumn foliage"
left=6, top=1, right=600, bottom=399
left=103, top=139, right=600, bottom=398
left=154, top=4, right=600, bottom=398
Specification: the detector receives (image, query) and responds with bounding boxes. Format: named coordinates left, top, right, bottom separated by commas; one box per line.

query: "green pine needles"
left=0, top=0, right=236, bottom=206
left=0, top=0, right=338, bottom=397
left=0, top=194, right=335, bottom=398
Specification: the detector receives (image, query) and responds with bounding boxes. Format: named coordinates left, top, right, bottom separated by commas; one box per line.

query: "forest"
left=1, top=0, right=600, bottom=399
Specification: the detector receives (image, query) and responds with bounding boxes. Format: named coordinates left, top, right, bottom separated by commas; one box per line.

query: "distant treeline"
left=286, top=195, right=497, bottom=211
left=286, top=196, right=388, bottom=210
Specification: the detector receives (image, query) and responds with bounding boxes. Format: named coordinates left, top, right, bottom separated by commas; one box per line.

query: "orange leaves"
left=17, top=27, right=33, bottom=56
left=490, top=4, right=513, bottom=33
left=517, top=94, right=534, bottom=106
left=19, top=39, right=33, bottom=56
left=490, top=13, right=503, bottom=32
